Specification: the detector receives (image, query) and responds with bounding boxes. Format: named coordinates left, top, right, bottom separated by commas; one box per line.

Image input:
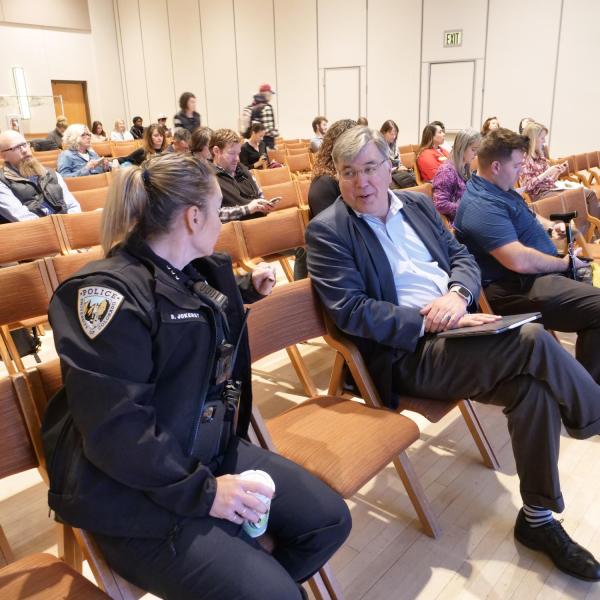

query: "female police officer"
left=42, top=153, right=351, bottom=599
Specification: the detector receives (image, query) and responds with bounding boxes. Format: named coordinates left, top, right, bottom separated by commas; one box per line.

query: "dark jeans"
left=393, top=323, right=600, bottom=513
left=94, top=439, right=351, bottom=600
left=485, top=273, right=600, bottom=383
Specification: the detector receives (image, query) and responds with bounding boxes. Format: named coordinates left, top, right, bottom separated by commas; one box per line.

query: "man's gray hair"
left=172, top=127, right=191, bottom=142
left=332, top=126, right=389, bottom=167
left=62, top=124, right=88, bottom=150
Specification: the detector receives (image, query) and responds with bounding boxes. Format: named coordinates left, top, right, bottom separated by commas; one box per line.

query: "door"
left=428, top=61, right=475, bottom=130
left=51, top=80, right=90, bottom=126
left=324, top=67, right=361, bottom=124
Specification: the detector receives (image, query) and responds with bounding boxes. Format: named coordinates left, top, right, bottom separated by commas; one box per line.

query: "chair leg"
left=327, top=352, right=345, bottom=396
left=307, top=562, right=343, bottom=599
left=0, top=334, right=16, bottom=375
left=1, top=326, right=23, bottom=373
left=0, top=525, right=15, bottom=567
left=278, top=257, right=294, bottom=282
left=58, top=524, right=83, bottom=572
left=458, top=399, right=500, bottom=470
left=393, top=452, right=441, bottom=539
left=285, top=345, right=318, bottom=397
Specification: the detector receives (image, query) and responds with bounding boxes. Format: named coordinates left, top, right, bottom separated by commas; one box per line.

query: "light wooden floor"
left=3, top=324, right=600, bottom=599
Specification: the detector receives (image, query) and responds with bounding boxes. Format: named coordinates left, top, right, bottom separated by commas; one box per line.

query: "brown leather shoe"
left=514, top=509, right=600, bottom=581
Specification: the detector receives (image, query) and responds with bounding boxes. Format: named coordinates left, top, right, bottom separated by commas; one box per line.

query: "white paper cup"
left=239, top=469, right=275, bottom=538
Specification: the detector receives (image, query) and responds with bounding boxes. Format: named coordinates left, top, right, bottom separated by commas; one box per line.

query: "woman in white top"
left=91, top=121, right=108, bottom=143
left=110, top=119, right=134, bottom=142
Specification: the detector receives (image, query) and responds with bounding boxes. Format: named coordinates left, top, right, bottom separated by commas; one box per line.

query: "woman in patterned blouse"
left=432, top=128, right=481, bottom=224
left=521, top=122, right=600, bottom=218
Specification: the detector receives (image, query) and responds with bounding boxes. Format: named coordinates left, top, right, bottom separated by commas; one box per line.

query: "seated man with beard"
left=0, top=130, right=81, bottom=223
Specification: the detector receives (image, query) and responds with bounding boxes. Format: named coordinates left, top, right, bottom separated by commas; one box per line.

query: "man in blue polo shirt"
left=455, top=128, right=600, bottom=385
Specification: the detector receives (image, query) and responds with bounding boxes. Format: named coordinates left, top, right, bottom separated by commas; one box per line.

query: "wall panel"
left=367, top=0, right=421, bottom=143
left=551, top=0, right=600, bottom=156
left=234, top=0, right=277, bottom=119
left=198, top=0, right=238, bottom=129
left=139, top=0, right=176, bottom=123
left=273, top=0, right=318, bottom=139
left=115, top=0, right=150, bottom=124
left=483, top=0, right=561, bottom=137
left=167, top=0, right=207, bottom=124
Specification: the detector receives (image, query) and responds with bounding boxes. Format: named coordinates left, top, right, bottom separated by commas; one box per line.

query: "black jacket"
left=42, top=235, right=261, bottom=538
left=215, top=163, right=264, bottom=220
left=173, top=111, right=201, bottom=134
left=306, top=192, right=481, bottom=408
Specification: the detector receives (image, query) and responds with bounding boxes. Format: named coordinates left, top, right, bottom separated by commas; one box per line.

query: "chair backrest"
left=398, top=144, right=413, bottom=155
left=54, top=210, right=103, bottom=251
left=247, top=279, right=327, bottom=362
left=286, top=153, right=312, bottom=173
left=267, top=148, right=286, bottom=164
left=400, top=152, right=417, bottom=170
left=562, top=155, right=576, bottom=176
left=237, top=208, right=306, bottom=261
left=91, top=141, right=112, bottom=157
left=110, top=141, right=138, bottom=158
left=404, top=183, right=433, bottom=198
left=73, top=187, right=108, bottom=211
left=214, top=222, right=244, bottom=264
left=0, top=261, right=53, bottom=327
left=261, top=180, right=301, bottom=210
left=295, top=178, right=310, bottom=206
left=45, top=246, right=105, bottom=289
left=252, top=165, right=292, bottom=186
left=586, top=151, right=599, bottom=169
left=531, top=189, right=590, bottom=239
left=0, top=376, right=38, bottom=480
left=33, top=149, right=60, bottom=161
left=286, top=146, right=309, bottom=156
left=573, top=153, right=589, bottom=171
left=64, top=172, right=111, bottom=192
left=0, top=218, right=65, bottom=263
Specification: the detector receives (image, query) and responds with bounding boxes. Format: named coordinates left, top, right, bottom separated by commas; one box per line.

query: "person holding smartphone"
left=239, top=122, right=269, bottom=170
left=57, top=124, right=111, bottom=178
left=521, top=122, right=600, bottom=218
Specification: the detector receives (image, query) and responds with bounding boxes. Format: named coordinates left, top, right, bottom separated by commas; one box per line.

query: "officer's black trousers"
left=94, top=438, right=351, bottom=600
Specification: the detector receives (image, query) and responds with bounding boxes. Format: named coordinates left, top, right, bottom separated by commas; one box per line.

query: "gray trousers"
left=393, top=323, right=600, bottom=512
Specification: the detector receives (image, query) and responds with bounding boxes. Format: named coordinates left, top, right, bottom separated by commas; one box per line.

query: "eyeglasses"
left=80, top=133, right=91, bottom=138
left=0, top=141, right=29, bottom=153
left=338, top=158, right=388, bottom=181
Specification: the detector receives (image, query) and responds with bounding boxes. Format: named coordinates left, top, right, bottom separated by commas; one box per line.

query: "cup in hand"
left=239, top=469, right=275, bottom=538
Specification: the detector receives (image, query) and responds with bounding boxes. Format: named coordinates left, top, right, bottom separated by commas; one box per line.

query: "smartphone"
left=266, top=196, right=281, bottom=206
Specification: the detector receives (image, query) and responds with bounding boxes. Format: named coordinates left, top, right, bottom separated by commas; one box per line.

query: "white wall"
left=2, top=0, right=600, bottom=156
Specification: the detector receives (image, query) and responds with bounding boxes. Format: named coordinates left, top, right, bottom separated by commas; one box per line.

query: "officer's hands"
left=209, top=474, right=273, bottom=525
left=420, top=292, right=468, bottom=333
left=252, top=262, right=276, bottom=296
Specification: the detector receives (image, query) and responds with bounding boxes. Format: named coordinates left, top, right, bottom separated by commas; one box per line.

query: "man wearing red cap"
left=254, top=83, right=279, bottom=149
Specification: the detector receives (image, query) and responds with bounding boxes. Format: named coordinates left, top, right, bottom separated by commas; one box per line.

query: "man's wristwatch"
left=449, top=285, right=471, bottom=304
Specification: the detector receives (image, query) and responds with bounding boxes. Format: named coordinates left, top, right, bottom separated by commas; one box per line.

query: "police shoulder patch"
left=77, top=286, right=124, bottom=339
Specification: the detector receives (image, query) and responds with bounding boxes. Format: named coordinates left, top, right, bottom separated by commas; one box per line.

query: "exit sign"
left=444, top=30, right=462, bottom=47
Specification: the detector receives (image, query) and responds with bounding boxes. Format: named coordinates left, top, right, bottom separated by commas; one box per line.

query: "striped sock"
left=523, top=504, right=553, bottom=528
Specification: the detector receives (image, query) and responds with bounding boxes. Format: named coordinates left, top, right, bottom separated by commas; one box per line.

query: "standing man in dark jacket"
left=306, top=126, right=600, bottom=583
left=0, top=129, right=80, bottom=222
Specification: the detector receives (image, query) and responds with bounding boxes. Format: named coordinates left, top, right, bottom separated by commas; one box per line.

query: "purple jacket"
left=432, top=161, right=466, bottom=223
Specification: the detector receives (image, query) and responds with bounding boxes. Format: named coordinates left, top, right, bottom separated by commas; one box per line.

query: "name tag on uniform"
left=162, top=311, right=207, bottom=323
left=78, top=286, right=124, bottom=339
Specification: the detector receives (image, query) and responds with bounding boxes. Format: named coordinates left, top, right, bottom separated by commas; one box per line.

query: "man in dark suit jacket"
left=306, top=126, right=600, bottom=582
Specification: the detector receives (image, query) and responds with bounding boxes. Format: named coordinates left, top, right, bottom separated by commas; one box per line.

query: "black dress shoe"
left=514, top=509, right=600, bottom=581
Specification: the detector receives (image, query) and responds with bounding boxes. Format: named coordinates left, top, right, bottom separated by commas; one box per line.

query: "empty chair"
left=398, top=144, right=414, bottom=154
left=261, top=180, right=301, bottom=210
left=247, top=278, right=438, bottom=538
left=213, top=222, right=244, bottom=266
left=295, top=178, right=310, bottom=207
left=267, top=148, right=286, bottom=164
left=45, top=246, right=105, bottom=289
left=286, top=153, right=312, bottom=177
left=64, top=172, right=111, bottom=192
left=32, top=149, right=60, bottom=161
left=0, top=374, right=110, bottom=599
left=0, top=218, right=64, bottom=264
left=252, top=165, right=292, bottom=186
left=400, top=152, right=423, bottom=185
left=53, top=210, right=103, bottom=251
left=110, top=140, right=138, bottom=158
left=92, top=141, right=112, bottom=157
left=73, top=187, right=108, bottom=211
left=286, top=146, right=310, bottom=156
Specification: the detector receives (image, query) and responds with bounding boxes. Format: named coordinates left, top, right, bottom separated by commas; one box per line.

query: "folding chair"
left=246, top=279, right=438, bottom=547
left=252, top=165, right=292, bottom=187
left=109, top=141, right=138, bottom=158
left=45, top=246, right=105, bottom=290
left=286, top=153, right=312, bottom=179
left=0, top=374, right=110, bottom=598
left=64, top=172, right=111, bottom=192
left=404, top=182, right=433, bottom=198
left=91, top=141, right=113, bottom=157
left=53, top=210, right=103, bottom=252
left=400, top=152, right=423, bottom=185
left=0, top=261, right=53, bottom=374
left=295, top=178, right=310, bottom=207
left=261, top=180, right=302, bottom=211
left=0, top=218, right=65, bottom=264
left=266, top=148, right=286, bottom=164
left=73, top=187, right=108, bottom=211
